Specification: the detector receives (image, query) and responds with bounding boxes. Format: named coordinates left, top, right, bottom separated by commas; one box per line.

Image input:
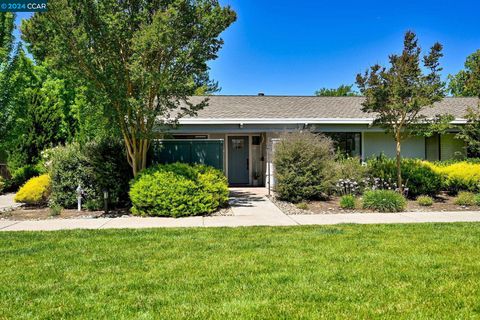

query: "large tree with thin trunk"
left=22, top=0, right=236, bottom=176
left=356, top=31, right=445, bottom=192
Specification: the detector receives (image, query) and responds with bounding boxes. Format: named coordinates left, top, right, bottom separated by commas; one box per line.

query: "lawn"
left=1, top=224, right=480, bottom=319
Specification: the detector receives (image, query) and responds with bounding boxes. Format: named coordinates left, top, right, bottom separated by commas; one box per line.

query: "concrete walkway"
left=0, top=193, right=21, bottom=213
left=1, top=188, right=480, bottom=231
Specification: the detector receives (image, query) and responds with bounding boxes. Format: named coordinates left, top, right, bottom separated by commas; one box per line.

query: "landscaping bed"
left=0, top=207, right=107, bottom=220
left=0, top=205, right=233, bottom=221
left=271, top=193, right=480, bottom=215
left=1, top=224, right=480, bottom=318
left=272, top=131, right=480, bottom=214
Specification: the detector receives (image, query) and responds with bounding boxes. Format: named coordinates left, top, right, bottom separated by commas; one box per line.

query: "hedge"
left=129, top=163, right=228, bottom=217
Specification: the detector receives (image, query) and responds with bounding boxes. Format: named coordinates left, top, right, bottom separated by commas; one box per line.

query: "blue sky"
left=211, top=0, right=480, bottom=95
left=14, top=1, right=480, bottom=95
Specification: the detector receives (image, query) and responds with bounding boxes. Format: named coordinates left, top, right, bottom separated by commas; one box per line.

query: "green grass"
left=1, top=224, right=480, bottom=319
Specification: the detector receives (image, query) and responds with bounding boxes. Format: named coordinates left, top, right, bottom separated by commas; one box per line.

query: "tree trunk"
left=124, top=134, right=150, bottom=177
left=395, top=135, right=403, bottom=193
left=135, top=140, right=149, bottom=177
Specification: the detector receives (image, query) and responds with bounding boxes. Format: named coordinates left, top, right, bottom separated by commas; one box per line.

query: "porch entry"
left=228, top=136, right=249, bottom=185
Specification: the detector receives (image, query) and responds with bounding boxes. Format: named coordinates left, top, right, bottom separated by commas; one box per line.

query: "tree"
left=448, top=50, right=480, bottom=97
left=456, top=106, right=480, bottom=157
left=0, top=12, right=14, bottom=64
left=356, top=31, right=445, bottom=192
left=1, top=53, right=79, bottom=169
left=315, top=84, right=359, bottom=96
left=22, top=0, right=236, bottom=176
left=448, top=50, right=480, bottom=156
left=0, top=13, right=17, bottom=152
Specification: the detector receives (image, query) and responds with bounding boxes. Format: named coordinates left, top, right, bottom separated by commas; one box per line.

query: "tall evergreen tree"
left=0, top=13, right=17, bottom=153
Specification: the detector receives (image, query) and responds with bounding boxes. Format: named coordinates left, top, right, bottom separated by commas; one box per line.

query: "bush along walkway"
left=2, top=189, right=480, bottom=231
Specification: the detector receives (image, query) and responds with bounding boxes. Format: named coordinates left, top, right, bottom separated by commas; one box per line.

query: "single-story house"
left=159, top=95, right=477, bottom=187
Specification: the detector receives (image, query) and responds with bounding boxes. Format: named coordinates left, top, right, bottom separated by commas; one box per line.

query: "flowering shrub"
left=335, top=157, right=367, bottom=195
left=366, top=156, right=442, bottom=198
left=336, top=178, right=361, bottom=195
left=363, top=176, right=399, bottom=191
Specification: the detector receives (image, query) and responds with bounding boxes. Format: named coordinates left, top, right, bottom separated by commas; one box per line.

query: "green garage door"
left=151, top=139, right=224, bottom=170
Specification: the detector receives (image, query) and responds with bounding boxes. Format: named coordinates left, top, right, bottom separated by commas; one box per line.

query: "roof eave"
left=176, top=118, right=467, bottom=125
left=176, top=118, right=375, bottom=125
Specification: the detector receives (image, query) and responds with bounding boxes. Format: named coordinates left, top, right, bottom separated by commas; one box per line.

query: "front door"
left=228, top=136, right=249, bottom=185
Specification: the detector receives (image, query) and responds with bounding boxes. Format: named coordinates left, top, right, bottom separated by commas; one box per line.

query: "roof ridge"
left=199, top=95, right=364, bottom=98
left=195, top=95, right=478, bottom=99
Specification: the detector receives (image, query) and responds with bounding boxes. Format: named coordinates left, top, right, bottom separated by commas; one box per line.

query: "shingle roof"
left=180, top=96, right=478, bottom=122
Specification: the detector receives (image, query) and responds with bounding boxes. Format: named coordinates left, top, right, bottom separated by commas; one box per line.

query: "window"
left=323, top=132, right=362, bottom=158
left=231, top=138, right=245, bottom=150
left=252, top=136, right=261, bottom=145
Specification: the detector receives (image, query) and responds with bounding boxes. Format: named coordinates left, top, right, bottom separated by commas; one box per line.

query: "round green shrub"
left=82, top=139, right=132, bottom=209
left=362, top=190, right=407, bottom=212
left=49, top=140, right=131, bottom=210
left=367, top=156, right=443, bottom=198
left=417, top=195, right=434, bottom=207
left=273, top=131, right=337, bottom=203
left=129, top=163, right=228, bottom=217
left=49, top=143, right=95, bottom=208
left=454, top=191, right=476, bottom=206
left=339, top=194, right=356, bottom=209
left=295, top=202, right=309, bottom=210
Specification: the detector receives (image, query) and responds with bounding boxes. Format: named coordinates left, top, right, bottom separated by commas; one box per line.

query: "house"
left=160, top=95, right=476, bottom=187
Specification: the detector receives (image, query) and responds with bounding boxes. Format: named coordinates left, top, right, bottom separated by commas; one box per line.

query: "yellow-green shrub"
left=425, top=161, right=480, bottom=193
left=454, top=191, right=476, bottom=206
left=14, top=174, right=51, bottom=205
left=129, top=163, right=228, bottom=217
left=417, top=195, right=434, bottom=207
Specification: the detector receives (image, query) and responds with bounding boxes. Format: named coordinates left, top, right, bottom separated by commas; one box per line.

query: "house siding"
left=363, top=132, right=425, bottom=160
left=440, top=133, right=466, bottom=160
left=168, top=124, right=469, bottom=187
